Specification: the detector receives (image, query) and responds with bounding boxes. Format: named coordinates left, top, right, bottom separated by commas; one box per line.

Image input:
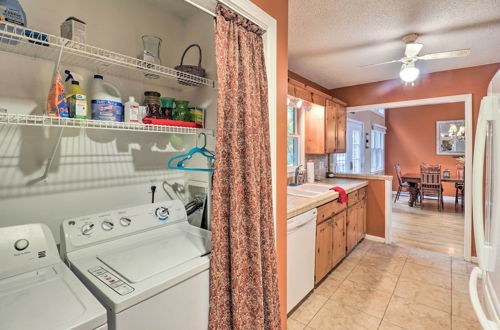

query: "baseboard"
left=365, top=234, right=385, bottom=243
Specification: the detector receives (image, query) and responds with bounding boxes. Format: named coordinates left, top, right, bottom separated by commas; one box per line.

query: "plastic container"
left=124, top=96, right=140, bottom=123
left=0, top=0, right=27, bottom=45
left=90, top=75, right=123, bottom=122
left=47, top=71, right=68, bottom=118
left=66, top=81, right=87, bottom=119
left=173, top=100, right=189, bottom=121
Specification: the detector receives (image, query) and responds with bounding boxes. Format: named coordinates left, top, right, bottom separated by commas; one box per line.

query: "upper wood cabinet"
left=333, top=101, right=346, bottom=153
left=305, top=99, right=347, bottom=154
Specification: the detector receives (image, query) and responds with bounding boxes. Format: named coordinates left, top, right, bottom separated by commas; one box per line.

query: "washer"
left=60, top=200, right=211, bottom=330
left=0, top=223, right=107, bottom=330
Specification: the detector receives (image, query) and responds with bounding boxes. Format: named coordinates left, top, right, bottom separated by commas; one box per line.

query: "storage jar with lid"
left=144, top=91, right=161, bottom=118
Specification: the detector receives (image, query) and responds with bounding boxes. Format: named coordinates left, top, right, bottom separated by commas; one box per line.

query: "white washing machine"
left=0, top=223, right=107, bottom=330
left=59, top=200, right=211, bottom=330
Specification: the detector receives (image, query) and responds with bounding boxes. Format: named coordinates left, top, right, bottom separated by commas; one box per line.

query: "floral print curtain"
left=209, top=4, right=281, bottom=330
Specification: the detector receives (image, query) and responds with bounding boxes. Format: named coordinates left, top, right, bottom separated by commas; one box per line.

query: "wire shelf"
left=0, top=22, right=216, bottom=88
left=0, top=113, right=214, bottom=135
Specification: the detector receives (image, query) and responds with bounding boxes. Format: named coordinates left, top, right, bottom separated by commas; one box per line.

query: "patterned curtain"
left=209, top=3, right=281, bottom=330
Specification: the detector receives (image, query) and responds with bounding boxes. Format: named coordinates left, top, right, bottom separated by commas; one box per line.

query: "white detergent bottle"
left=90, top=75, right=123, bottom=122
left=124, top=96, right=140, bottom=123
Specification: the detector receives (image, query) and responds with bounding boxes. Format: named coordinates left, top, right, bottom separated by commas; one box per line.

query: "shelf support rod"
left=26, top=127, right=65, bottom=185
left=42, top=126, right=65, bottom=180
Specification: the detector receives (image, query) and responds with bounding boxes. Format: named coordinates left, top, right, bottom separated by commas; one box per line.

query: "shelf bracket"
left=27, top=127, right=65, bottom=185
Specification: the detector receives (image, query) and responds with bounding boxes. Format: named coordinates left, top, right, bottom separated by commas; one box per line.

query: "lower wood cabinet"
left=332, top=211, right=346, bottom=267
left=346, top=205, right=358, bottom=253
left=315, top=219, right=333, bottom=284
left=347, top=192, right=367, bottom=253
left=315, top=187, right=367, bottom=284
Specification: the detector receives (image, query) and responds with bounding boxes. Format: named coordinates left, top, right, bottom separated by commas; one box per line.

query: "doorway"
left=347, top=94, right=473, bottom=261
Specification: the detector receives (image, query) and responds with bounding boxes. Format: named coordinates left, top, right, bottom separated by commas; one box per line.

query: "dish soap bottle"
left=90, top=75, right=123, bottom=122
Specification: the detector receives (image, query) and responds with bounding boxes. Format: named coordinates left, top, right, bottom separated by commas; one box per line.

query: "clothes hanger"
left=167, top=133, right=215, bottom=172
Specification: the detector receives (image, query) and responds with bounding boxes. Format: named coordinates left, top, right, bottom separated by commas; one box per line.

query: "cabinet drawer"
left=347, top=190, right=359, bottom=207
left=358, top=187, right=367, bottom=200
left=331, top=198, right=346, bottom=215
left=317, top=202, right=335, bottom=224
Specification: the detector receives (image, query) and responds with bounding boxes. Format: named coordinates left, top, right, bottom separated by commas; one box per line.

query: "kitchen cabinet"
left=356, top=197, right=367, bottom=243
left=333, top=101, right=347, bottom=153
left=314, top=186, right=366, bottom=284
left=346, top=188, right=367, bottom=252
left=346, top=204, right=358, bottom=253
left=305, top=99, right=347, bottom=154
left=315, top=219, right=333, bottom=284
left=332, top=211, right=346, bottom=266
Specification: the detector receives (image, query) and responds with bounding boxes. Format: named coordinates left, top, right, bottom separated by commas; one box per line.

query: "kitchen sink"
left=287, top=183, right=334, bottom=198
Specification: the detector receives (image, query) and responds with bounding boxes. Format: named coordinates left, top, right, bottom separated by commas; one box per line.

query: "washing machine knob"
left=14, top=239, right=29, bottom=251
left=101, top=220, right=114, bottom=231
left=155, top=207, right=169, bottom=220
left=120, top=217, right=132, bottom=226
left=81, top=223, right=95, bottom=236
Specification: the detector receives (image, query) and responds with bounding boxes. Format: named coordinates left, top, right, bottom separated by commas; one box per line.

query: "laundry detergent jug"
left=90, top=75, right=123, bottom=122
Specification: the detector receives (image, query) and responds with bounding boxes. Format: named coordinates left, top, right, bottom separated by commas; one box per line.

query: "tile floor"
left=287, top=240, right=480, bottom=330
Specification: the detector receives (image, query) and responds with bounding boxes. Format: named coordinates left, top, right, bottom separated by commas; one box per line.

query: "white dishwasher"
left=287, top=208, right=317, bottom=313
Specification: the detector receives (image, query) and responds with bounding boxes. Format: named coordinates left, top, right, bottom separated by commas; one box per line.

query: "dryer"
left=60, top=200, right=211, bottom=330
left=0, top=223, right=107, bottom=330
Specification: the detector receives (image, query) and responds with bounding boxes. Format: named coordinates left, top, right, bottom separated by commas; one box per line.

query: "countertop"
left=333, top=172, right=393, bottom=181
left=287, top=178, right=368, bottom=219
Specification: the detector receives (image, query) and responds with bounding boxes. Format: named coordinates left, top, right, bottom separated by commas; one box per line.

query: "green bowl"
left=175, top=100, right=189, bottom=110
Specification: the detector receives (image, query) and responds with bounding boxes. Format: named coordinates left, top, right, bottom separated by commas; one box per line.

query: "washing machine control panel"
left=62, top=200, right=187, bottom=250
left=89, top=266, right=134, bottom=295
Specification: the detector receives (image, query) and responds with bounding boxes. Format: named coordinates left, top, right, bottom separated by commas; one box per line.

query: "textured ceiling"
left=289, top=0, right=500, bottom=89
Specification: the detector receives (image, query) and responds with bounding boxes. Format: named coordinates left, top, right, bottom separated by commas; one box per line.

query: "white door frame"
left=346, top=118, right=365, bottom=173
left=347, top=94, right=473, bottom=261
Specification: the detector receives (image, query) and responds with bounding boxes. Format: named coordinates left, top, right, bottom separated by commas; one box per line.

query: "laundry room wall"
left=0, top=0, right=216, bottom=242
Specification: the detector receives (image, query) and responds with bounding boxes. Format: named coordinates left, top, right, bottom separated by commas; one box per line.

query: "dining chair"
left=420, top=164, right=444, bottom=211
left=455, top=164, right=465, bottom=210
left=394, top=163, right=410, bottom=203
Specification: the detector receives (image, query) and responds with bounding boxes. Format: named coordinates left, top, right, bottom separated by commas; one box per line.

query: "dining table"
left=401, top=172, right=465, bottom=207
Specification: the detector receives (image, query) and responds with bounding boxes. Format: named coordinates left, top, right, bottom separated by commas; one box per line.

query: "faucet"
left=295, top=165, right=304, bottom=185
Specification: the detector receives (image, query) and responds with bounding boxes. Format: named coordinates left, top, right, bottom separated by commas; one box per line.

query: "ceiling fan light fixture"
left=399, top=62, right=420, bottom=83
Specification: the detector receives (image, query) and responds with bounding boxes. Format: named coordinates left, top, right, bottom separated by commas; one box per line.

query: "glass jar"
left=160, top=97, right=174, bottom=119
left=173, top=100, right=189, bottom=121
left=144, top=91, right=161, bottom=118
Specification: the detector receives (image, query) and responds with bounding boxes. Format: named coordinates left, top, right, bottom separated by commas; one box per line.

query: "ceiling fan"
left=364, top=33, right=471, bottom=83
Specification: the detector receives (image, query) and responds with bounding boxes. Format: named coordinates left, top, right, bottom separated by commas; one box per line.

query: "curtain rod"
left=183, top=0, right=268, bottom=31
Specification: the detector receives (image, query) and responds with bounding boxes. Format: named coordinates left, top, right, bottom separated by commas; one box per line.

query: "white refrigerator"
left=471, top=68, right=500, bottom=329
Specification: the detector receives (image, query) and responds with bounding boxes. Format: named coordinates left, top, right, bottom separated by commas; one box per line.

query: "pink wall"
left=385, top=103, right=464, bottom=197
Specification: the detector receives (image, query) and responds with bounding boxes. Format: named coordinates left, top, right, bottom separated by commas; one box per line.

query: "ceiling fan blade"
left=417, top=49, right=471, bottom=60
left=361, top=59, right=402, bottom=67
left=405, top=43, right=423, bottom=57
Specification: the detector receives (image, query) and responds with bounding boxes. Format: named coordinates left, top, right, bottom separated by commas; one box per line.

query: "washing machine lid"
left=0, top=264, right=106, bottom=330
left=97, top=228, right=210, bottom=283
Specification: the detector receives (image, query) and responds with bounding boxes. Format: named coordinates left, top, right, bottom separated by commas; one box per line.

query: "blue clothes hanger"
left=167, top=133, right=215, bottom=172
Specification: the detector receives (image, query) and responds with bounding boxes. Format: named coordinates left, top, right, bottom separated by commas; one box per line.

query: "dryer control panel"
left=60, top=200, right=187, bottom=253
